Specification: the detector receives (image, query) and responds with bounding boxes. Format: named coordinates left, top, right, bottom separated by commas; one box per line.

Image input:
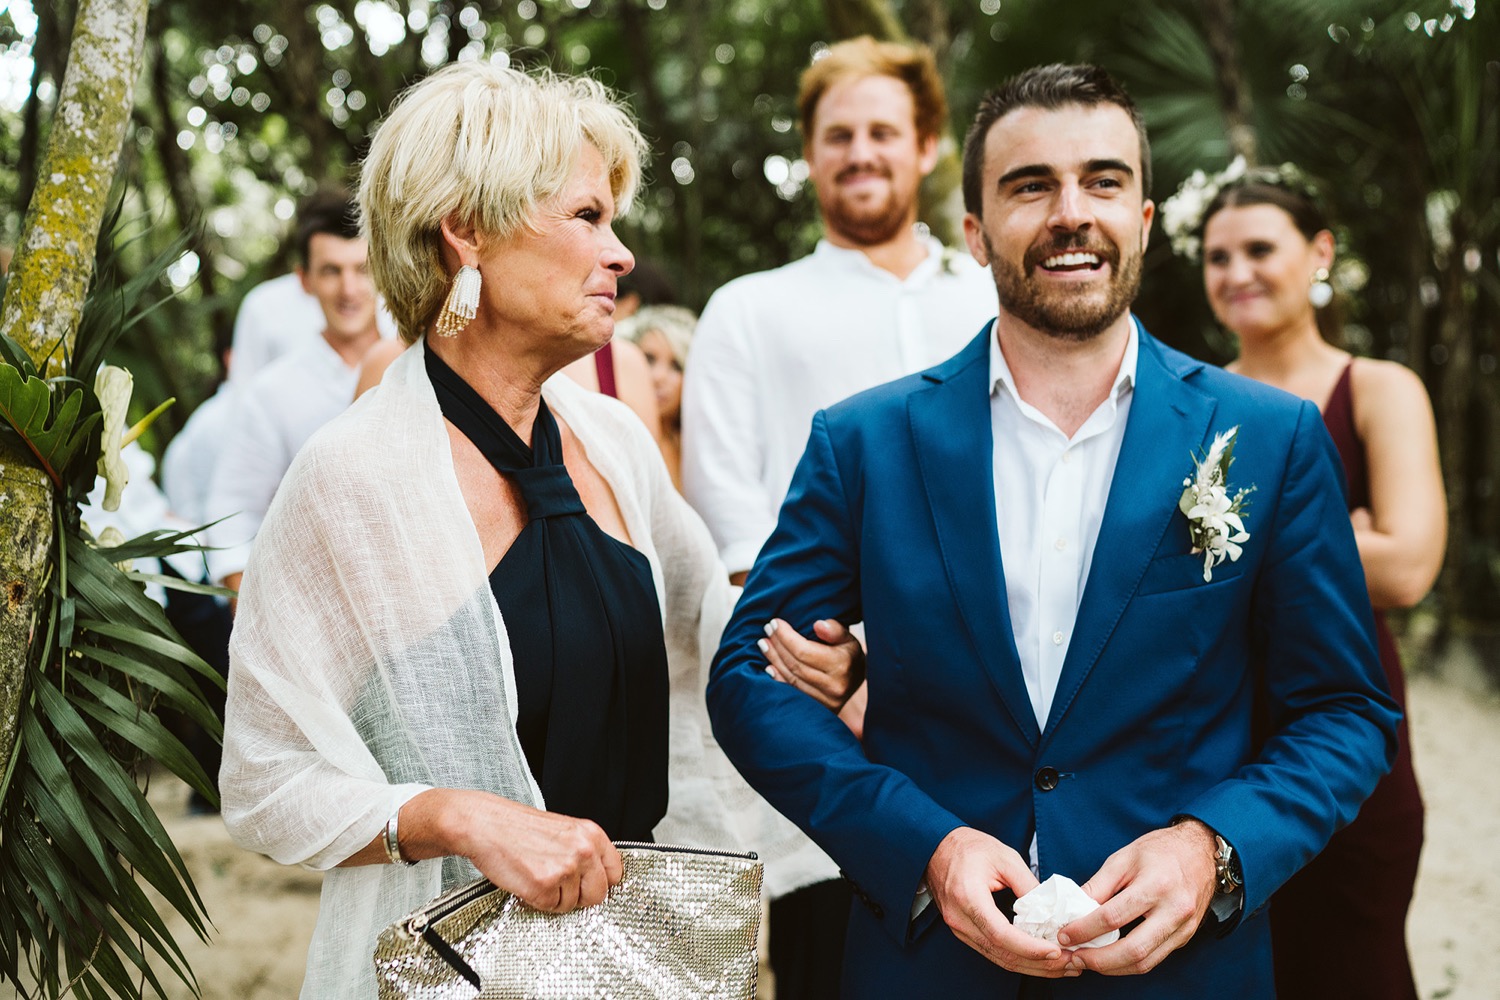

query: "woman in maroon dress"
left=1175, top=165, right=1446, bottom=998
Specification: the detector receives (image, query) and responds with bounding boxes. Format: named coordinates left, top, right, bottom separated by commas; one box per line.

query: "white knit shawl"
left=220, top=342, right=833, bottom=999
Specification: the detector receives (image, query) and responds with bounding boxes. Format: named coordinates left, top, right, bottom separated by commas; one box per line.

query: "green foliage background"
left=3, top=0, right=1496, bottom=628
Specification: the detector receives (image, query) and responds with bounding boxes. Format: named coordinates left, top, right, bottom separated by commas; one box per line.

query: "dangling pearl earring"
left=1308, top=267, right=1334, bottom=309
left=433, top=265, right=482, bottom=337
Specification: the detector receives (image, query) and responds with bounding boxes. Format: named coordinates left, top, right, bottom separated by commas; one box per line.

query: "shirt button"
left=1061, top=451, right=1072, bottom=464
left=1054, top=537, right=1067, bottom=551
left=1052, top=631, right=1064, bottom=645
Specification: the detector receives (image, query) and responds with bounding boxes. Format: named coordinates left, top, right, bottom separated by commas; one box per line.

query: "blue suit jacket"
left=706, top=323, right=1400, bottom=998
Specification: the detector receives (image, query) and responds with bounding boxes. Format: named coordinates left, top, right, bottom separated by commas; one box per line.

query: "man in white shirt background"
left=681, top=36, right=995, bottom=593
left=205, top=191, right=381, bottom=593
left=680, top=36, right=995, bottom=1000
left=227, top=191, right=396, bottom=386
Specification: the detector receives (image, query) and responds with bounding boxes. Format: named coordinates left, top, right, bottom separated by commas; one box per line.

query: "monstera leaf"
left=0, top=352, right=102, bottom=491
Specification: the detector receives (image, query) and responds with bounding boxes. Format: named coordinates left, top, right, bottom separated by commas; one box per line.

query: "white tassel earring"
left=434, top=265, right=482, bottom=337
left=1308, top=267, right=1334, bottom=309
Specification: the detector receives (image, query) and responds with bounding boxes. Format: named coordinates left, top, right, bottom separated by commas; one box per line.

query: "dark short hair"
left=1203, top=175, right=1330, bottom=244
left=295, top=188, right=360, bottom=264
left=798, top=36, right=948, bottom=144
left=962, top=64, right=1152, bottom=216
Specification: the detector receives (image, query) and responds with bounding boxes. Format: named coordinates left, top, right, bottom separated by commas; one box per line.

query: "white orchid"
left=1178, top=426, right=1255, bottom=582
left=95, top=365, right=133, bottom=512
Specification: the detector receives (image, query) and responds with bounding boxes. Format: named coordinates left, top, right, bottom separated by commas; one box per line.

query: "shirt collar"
left=989, top=315, right=1140, bottom=404
left=813, top=230, right=950, bottom=284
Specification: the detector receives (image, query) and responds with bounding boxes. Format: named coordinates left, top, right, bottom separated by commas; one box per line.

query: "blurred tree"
left=0, top=0, right=1493, bottom=642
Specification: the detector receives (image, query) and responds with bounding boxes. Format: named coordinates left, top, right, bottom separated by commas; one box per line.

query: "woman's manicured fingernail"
left=763, top=620, right=779, bottom=636
left=757, top=638, right=770, bottom=655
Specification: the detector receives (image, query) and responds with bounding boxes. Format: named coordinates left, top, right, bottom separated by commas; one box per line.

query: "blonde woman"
left=619, top=304, right=697, bottom=490
left=219, top=63, right=826, bottom=998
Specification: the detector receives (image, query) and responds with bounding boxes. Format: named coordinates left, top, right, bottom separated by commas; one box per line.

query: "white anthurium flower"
left=95, top=364, right=134, bottom=512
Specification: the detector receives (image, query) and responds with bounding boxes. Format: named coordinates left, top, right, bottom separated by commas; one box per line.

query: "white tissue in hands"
left=1012, top=874, right=1120, bottom=949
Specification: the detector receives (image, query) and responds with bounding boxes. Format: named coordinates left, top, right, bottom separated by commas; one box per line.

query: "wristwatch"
left=1213, top=834, right=1243, bottom=895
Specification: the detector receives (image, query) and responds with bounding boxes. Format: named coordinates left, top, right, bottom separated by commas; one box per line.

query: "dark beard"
left=818, top=170, right=916, bottom=247
left=985, top=231, right=1141, bottom=341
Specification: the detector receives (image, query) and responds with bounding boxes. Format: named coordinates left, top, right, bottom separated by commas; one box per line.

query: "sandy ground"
left=4, top=670, right=1497, bottom=999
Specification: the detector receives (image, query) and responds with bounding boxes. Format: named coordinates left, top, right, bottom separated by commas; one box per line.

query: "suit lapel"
left=1040, top=331, right=1216, bottom=747
left=910, top=326, right=1040, bottom=746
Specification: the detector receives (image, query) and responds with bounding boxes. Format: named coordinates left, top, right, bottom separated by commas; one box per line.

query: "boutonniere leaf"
left=1179, top=426, right=1255, bottom=582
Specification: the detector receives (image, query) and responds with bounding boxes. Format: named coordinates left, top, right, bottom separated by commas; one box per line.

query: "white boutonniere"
left=1178, top=426, right=1255, bottom=582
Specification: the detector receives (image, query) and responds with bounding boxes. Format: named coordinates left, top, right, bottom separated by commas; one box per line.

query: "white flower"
left=1178, top=426, right=1254, bottom=582
left=95, top=365, right=134, bottom=512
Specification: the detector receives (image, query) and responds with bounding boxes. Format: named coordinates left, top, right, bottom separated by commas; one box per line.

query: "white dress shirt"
left=990, top=322, right=1138, bottom=730
left=990, top=320, right=1137, bottom=873
left=229, top=272, right=396, bottom=385
left=682, top=234, right=997, bottom=574
left=205, top=335, right=360, bottom=582
left=162, top=381, right=236, bottom=528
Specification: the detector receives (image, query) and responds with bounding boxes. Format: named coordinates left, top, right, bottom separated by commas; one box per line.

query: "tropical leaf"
left=0, top=363, right=102, bottom=490
left=2, top=211, right=218, bottom=1000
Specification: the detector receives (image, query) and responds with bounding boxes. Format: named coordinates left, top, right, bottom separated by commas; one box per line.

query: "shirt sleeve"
left=229, top=286, right=276, bottom=385
left=680, top=287, right=776, bottom=575
left=204, top=388, right=286, bottom=582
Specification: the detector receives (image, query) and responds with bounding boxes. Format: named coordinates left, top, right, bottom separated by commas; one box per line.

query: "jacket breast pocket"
left=1136, top=550, right=1248, bottom=597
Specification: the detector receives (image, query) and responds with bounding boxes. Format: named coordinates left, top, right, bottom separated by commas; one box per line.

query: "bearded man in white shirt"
left=205, top=191, right=381, bottom=592
left=682, top=36, right=995, bottom=588
left=680, top=35, right=995, bottom=1000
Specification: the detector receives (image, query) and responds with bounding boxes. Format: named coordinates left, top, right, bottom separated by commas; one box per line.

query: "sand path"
left=3, top=672, right=1495, bottom=999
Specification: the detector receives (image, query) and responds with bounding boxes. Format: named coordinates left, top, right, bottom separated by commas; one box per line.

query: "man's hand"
left=925, top=827, right=1080, bottom=978
left=1059, top=820, right=1218, bottom=975
left=758, top=617, right=865, bottom=711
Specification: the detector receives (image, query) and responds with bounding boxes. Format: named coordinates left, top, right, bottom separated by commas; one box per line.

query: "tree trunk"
left=0, top=0, right=148, bottom=794
left=1199, top=0, right=1258, bottom=164
left=822, top=0, right=905, bottom=43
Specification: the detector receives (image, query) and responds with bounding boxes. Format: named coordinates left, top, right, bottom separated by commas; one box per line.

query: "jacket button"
left=1035, top=766, right=1061, bottom=791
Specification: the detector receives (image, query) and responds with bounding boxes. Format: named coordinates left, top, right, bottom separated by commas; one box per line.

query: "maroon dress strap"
left=594, top=342, right=618, bottom=399
left=1320, top=360, right=1368, bottom=510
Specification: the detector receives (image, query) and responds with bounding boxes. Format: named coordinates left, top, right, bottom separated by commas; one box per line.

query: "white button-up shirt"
left=205, top=335, right=361, bottom=582
left=988, top=319, right=1137, bottom=877
left=682, top=235, right=997, bottom=574
left=989, top=322, right=1138, bottom=730
left=229, top=272, right=397, bottom=385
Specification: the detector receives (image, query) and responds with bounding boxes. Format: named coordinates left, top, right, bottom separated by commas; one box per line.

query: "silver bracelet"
left=383, top=806, right=415, bottom=867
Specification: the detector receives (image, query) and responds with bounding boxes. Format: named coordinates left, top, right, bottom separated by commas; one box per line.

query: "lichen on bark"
left=0, top=0, right=148, bottom=791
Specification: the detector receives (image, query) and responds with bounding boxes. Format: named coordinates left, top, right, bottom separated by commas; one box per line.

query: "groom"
left=706, top=64, right=1399, bottom=997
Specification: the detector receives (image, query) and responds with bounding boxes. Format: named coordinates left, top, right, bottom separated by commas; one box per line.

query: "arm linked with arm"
left=705, top=410, right=966, bottom=947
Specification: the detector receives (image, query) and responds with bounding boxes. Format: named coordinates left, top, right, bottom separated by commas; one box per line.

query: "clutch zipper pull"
left=612, top=840, right=759, bottom=861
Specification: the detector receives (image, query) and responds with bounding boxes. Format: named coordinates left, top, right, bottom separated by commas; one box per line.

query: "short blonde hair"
left=797, top=36, right=947, bottom=144
left=359, top=62, right=648, bottom=344
left=617, top=304, right=698, bottom=368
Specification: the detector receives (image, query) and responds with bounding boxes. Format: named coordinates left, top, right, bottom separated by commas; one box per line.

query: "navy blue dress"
left=427, top=348, right=669, bottom=842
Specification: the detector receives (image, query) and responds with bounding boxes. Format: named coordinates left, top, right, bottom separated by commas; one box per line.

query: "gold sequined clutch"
left=372, top=843, right=763, bottom=999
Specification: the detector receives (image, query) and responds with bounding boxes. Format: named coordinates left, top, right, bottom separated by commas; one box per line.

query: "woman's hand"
left=380, top=789, right=623, bottom=912
left=759, top=618, right=865, bottom=712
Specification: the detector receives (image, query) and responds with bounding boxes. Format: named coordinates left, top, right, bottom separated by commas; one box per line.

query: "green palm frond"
left=1, top=215, right=219, bottom=999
